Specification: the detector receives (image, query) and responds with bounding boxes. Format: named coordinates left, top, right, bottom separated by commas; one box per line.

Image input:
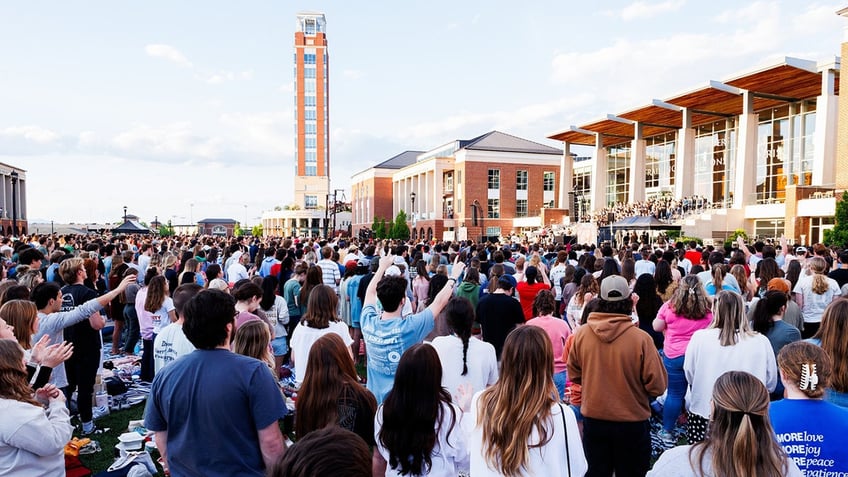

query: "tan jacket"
left=568, top=312, right=667, bottom=422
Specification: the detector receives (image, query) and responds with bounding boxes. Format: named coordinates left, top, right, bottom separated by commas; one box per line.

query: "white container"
left=118, top=432, right=144, bottom=451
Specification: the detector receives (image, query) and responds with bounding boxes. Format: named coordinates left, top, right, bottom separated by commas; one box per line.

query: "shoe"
left=80, top=424, right=110, bottom=436
left=658, top=429, right=677, bottom=449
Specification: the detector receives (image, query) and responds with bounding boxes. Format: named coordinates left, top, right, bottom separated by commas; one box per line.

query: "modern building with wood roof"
left=549, top=55, right=840, bottom=243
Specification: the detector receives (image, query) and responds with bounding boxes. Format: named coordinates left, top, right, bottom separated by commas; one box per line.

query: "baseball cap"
left=795, top=247, right=807, bottom=255
left=767, top=278, right=791, bottom=294
left=498, top=274, right=517, bottom=289
left=357, top=257, right=371, bottom=267
left=385, top=265, right=402, bottom=277
left=600, top=275, right=631, bottom=302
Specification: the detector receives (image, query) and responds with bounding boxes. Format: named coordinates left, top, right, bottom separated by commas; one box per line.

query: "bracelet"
left=447, top=278, right=457, bottom=284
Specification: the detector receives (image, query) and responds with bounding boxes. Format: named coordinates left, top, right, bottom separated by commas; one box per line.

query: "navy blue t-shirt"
left=144, top=349, right=286, bottom=477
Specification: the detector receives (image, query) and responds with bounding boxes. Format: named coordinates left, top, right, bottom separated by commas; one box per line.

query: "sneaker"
left=80, top=424, right=110, bottom=436
left=658, top=429, right=677, bottom=449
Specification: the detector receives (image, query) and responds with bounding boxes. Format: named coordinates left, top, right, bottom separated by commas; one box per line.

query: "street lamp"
left=123, top=206, right=127, bottom=223
left=409, top=192, right=416, bottom=219
left=10, top=171, right=18, bottom=236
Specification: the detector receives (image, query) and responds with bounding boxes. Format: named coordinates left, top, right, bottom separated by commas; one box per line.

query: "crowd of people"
left=590, top=195, right=714, bottom=226
left=0, top=230, right=847, bottom=476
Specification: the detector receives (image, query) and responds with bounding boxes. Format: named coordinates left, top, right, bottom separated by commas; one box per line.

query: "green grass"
left=78, top=404, right=165, bottom=476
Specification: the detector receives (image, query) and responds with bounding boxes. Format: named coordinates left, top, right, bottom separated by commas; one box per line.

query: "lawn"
left=78, top=404, right=166, bottom=476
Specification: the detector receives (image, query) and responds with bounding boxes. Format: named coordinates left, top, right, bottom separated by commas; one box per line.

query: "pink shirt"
left=655, top=301, right=712, bottom=359
left=527, top=315, right=571, bottom=374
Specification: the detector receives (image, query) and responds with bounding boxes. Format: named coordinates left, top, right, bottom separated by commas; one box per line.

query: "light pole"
left=409, top=192, right=416, bottom=220
left=10, top=171, right=18, bottom=236
left=123, top=206, right=127, bottom=223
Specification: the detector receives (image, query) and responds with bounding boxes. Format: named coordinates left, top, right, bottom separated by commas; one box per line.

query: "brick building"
left=352, top=131, right=563, bottom=242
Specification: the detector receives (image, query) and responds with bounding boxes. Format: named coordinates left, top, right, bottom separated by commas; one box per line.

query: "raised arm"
left=364, top=254, right=394, bottom=307
left=426, top=259, right=466, bottom=317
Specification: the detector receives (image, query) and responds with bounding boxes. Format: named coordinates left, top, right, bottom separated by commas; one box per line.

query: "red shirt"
left=516, top=281, right=551, bottom=321
left=684, top=250, right=702, bottom=267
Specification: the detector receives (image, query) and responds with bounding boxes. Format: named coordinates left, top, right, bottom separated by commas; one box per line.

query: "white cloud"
left=112, top=122, right=222, bottom=160
left=0, top=125, right=59, bottom=143
left=144, top=44, right=193, bottom=68
left=218, top=111, right=292, bottom=157
left=619, top=0, right=685, bottom=21
left=343, top=69, right=364, bottom=80
left=278, top=82, right=294, bottom=94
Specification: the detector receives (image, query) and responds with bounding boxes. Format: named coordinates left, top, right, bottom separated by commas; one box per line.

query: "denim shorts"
left=271, top=336, right=288, bottom=356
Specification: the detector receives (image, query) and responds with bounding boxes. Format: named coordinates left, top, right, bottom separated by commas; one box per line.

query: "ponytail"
left=444, top=297, right=475, bottom=377
left=712, top=265, right=725, bottom=292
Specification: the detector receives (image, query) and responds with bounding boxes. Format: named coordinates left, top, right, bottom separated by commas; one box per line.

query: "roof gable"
left=462, top=131, right=562, bottom=155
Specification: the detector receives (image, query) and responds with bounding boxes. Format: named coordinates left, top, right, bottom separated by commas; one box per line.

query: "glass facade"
left=572, top=166, right=592, bottom=221
left=753, top=219, right=784, bottom=240
left=543, top=171, right=555, bottom=191
left=694, top=119, right=736, bottom=207
left=645, top=132, right=676, bottom=196
left=606, top=144, right=631, bottom=206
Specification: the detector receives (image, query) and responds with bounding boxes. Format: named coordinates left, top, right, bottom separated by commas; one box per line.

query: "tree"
left=824, top=191, right=848, bottom=247
left=252, top=224, right=264, bottom=237
left=233, top=223, right=243, bottom=237
left=372, top=216, right=386, bottom=239
left=390, top=210, right=410, bottom=240
left=273, top=205, right=283, bottom=211
left=158, top=220, right=175, bottom=237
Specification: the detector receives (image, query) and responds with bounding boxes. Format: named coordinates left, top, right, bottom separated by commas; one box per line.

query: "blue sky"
left=0, top=0, right=842, bottom=224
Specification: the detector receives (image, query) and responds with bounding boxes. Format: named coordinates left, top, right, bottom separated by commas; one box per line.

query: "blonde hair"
left=59, top=257, right=85, bottom=284
left=477, top=326, right=558, bottom=476
left=808, top=257, right=829, bottom=295
left=691, top=371, right=789, bottom=476
left=711, top=291, right=754, bottom=346
left=233, top=320, right=274, bottom=372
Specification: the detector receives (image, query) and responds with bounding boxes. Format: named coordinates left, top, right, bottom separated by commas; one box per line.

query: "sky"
left=1, top=0, right=843, bottom=225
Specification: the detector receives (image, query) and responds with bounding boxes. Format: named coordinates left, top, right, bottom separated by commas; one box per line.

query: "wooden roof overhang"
left=548, top=57, right=835, bottom=148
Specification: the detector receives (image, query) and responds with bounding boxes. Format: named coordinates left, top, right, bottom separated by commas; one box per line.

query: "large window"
left=790, top=100, right=817, bottom=186
left=305, top=195, right=318, bottom=209
left=304, top=53, right=316, bottom=64
left=516, top=170, right=528, bottom=191
left=753, top=219, right=784, bottom=240
left=543, top=171, right=555, bottom=191
left=487, top=199, right=500, bottom=218
left=486, top=226, right=501, bottom=237
left=516, top=199, right=528, bottom=217
left=645, top=132, right=676, bottom=192
left=572, top=167, right=592, bottom=221
left=488, top=169, right=500, bottom=190
left=605, top=144, right=631, bottom=206
left=305, top=109, right=316, bottom=120
left=694, top=119, right=736, bottom=207
left=756, top=107, right=790, bottom=203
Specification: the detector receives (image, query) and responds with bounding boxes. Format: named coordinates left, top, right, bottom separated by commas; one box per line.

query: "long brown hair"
left=2, top=300, right=37, bottom=350
left=690, top=371, right=789, bottom=476
left=670, top=275, right=709, bottom=320
left=232, top=320, right=274, bottom=371
left=144, top=275, right=168, bottom=313
left=478, top=326, right=557, bottom=476
left=301, top=285, right=339, bottom=329
left=299, top=265, right=323, bottom=307
left=295, top=333, right=375, bottom=438
left=0, top=340, right=39, bottom=406
left=813, top=299, right=848, bottom=393
left=711, top=291, right=753, bottom=346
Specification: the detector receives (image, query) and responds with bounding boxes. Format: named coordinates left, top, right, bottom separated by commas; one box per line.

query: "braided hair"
left=445, top=297, right=475, bottom=376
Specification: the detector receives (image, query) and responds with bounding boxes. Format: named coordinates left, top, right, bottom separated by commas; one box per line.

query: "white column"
left=734, top=91, right=758, bottom=209
left=813, top=68, right=837, bottom=186
left=434, top=169, right=444, bottom=220
left=629, top=123, right=646, bottom=203
left=559, top=142, right=573, bottom=210
left=675, top=108, right=696, bottom=198
left=590, top=133, right=607, bottom=212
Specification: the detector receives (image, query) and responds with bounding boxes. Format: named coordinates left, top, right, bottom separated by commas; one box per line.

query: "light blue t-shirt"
left=361, top=303, right=434, bottom=404
left=770, top=398, right=848, bottom=473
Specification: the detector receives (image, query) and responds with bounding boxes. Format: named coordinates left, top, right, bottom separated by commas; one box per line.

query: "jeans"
left=583, top=417, right=650, bottom=477
left=662, top=351, right=687, bottom=432
left=123, top=304, right=140, bottom=354
left=553, top=370, right=567, bottom=400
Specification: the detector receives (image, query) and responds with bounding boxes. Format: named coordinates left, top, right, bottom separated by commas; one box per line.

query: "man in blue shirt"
left=144, top=290, right=286, bottom=476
